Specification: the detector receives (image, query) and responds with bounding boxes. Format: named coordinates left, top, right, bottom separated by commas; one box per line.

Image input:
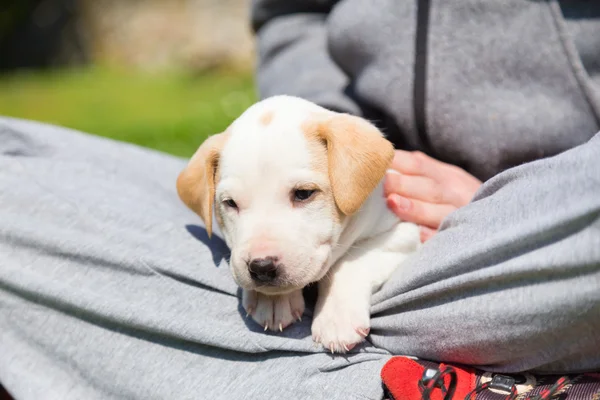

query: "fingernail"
left=392, top=195, right=411, bottom=211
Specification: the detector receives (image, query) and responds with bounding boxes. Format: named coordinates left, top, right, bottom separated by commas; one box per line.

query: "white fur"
left=211, top=95, right=420, bottom=352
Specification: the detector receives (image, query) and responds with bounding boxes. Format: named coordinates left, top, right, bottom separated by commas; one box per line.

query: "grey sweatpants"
left=1, top=117, right=599, bottom=400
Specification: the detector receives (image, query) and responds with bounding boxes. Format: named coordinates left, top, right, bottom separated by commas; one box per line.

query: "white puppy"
left=177, top=95, right=420, bottom=353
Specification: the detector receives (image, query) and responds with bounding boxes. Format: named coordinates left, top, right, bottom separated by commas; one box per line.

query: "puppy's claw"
left=329, top=344, right=335, bottom=354
left=313, top=335, right=321, bottom=344
left=264, top=323, right=269, bottom=331
left=356, top=328, right=370, bottom=337
left=279, top=323, right=283, bottom=332
left=293, top=311, right=302, bottom=322
left=343, top=343, right=350, bottom=352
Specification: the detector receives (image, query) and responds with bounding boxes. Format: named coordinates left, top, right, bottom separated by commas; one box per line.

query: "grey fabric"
left=1, top=0, right=600, bottom=398
left=252, top=0, right=600, bottom=181
left=560, top=0, right=600, bottom=93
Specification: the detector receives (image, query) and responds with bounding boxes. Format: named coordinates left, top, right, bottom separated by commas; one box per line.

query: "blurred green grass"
left=0, top=67, right=257, bottom=157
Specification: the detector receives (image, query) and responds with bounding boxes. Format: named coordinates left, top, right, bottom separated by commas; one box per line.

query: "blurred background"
left=0, top=0, right=257, bottom=157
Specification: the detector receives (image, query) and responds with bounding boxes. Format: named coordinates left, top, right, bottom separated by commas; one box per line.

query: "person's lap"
left=1, top=117, right=599, bottom=399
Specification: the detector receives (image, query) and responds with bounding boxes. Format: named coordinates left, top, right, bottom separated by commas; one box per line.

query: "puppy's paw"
left=243, top=289, right=305, bottom=331
left=311, top=299, right=370, bottom=353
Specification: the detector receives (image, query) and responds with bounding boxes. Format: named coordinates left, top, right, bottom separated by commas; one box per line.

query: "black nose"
left=248, top=257, right=279, bottom=283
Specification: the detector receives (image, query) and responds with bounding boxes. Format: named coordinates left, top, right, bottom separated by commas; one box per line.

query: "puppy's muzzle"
left=248, top=256, right=279, bottom=283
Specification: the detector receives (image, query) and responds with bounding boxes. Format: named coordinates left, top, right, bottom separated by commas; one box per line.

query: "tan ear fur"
left=305, top=114, right=394, bottom=215
left=176, top=132, right=229, bottom=237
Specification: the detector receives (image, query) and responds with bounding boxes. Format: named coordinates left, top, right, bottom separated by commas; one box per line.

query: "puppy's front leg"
left=243, top=289, right=305, bottom=331
left=311, top=257, right=375, bottom=353
left=311, top=228, right=417, bottom=352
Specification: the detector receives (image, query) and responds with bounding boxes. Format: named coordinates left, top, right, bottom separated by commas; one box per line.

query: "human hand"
left=384, top=151, right=482, bottom=242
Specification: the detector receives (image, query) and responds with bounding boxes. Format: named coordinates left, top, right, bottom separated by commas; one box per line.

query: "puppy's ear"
left=309, top=114, right=394, bottom=215
left=176, top=132, right=229, bottom=237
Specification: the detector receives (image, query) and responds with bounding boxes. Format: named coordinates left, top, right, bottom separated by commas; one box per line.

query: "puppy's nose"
left=248, top=257, right=279, bottom=283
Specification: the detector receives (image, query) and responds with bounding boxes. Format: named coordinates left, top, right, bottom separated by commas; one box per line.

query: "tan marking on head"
left=259, top=111, right=274, bottom=126
left=302, top=113, right=394, bottom=216
left=176, top=130, right=230, bottom=237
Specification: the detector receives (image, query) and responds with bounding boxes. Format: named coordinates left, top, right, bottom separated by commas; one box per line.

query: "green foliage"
left=0, top=67, right=257, bottom=157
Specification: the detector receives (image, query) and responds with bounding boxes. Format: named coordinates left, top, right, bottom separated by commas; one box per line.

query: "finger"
left=386, top=194, right=456, bottom=229
left=419, top=226, right=437, bottom=243
left=384, top=172, right=447, bottom=204
left=391, top=150, right=444, bottom=179
left=392, top=150, right=479, bottom=186
left=391, top=151, right=483, bottom=206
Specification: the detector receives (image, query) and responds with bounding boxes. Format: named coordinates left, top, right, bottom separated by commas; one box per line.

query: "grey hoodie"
left=252, top=0, right=600, bottom=181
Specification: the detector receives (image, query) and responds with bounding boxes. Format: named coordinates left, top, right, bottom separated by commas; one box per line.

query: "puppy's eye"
left=293, top=189, right=316, bottom=202
left=223, top=199, right=238, bottom=209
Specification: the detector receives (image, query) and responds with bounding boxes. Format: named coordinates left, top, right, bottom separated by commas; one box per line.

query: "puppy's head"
left=177, top=96, right=394, bottom=295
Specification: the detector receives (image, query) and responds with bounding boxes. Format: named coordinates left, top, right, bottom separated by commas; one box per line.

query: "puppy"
left=177, top=95, right=420, bottom=353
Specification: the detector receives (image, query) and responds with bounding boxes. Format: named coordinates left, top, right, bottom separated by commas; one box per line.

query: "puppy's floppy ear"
left=309, top=114, right=394, bottom=215
left=176, top=132, right=229, bottom=237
